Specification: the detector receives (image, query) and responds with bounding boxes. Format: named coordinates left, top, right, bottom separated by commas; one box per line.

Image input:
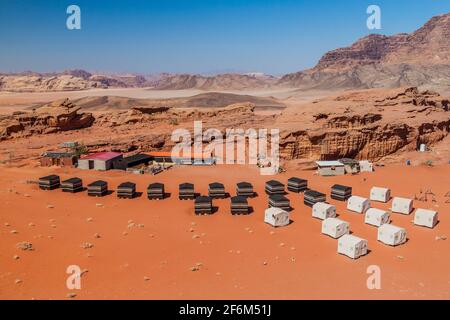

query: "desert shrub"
left=72, top=144, right=89, bottom=157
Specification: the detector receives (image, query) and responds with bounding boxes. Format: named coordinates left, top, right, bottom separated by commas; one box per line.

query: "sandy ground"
left=0, top=164, right=449, bottom=300
left=0, top=87, right=330, bottom=114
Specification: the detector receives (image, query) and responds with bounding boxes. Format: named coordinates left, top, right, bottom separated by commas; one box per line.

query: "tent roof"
left=316, top=161, right=344, bottom=167
left=237, top=182, right=252, bottom=188
left=304, top=190, right=325, bottom=197
left=288, top=177, right=307, bottom=183
left=332, top=184, right=352, bottom=191
left=62, top=177, right=82, bottom=184
left=265, top=207, right=288, bottom=216
left=39, top=175, right=60, bottom=181
left=266, top=180, right=284, bottom=187
left=231, top=196, right=248, bottom=204
left=148, top=183, right=164, bottom=189
left=195, top=196, right=212, bottom=203
left=118, top=182, right=136, bottom=188
left=349, top=195, right=369, bottom=203
left=379, top=224, right=405, bottom=233
left=88, top=180, right=107, bottom=187
left=340, top=234, right=365, bottom=245
left=209, top=182, right=224, bottom=189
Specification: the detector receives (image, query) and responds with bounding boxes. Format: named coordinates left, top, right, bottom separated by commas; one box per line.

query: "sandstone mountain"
left=150, top=73, right=277, bottom=90
left=0, top=70, right=150, bottom=92
left=278, top=12, right=450, bottom=90
left=275, top=87, right=449, bottom=162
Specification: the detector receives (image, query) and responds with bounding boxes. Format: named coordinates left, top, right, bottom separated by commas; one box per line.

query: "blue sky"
left=0, top=0, right=449, bottom=75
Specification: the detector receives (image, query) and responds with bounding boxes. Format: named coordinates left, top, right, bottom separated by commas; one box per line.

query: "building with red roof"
left=78, top=152, right=123, bottom=171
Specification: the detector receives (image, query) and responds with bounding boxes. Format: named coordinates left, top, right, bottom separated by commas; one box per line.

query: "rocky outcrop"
left=0, top=88, right=448, bottom=165
left=0, top=74, right=108, bottom=92
left=275, top=87, right=450, bottom=162
left=152, top=73, right=276, bottom=90
left=0, top=70, right=151, bottom=92
left=0, top=99, right=94, bottom=140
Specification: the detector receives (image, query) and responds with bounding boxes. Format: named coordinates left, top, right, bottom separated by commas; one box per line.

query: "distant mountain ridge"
left=1, top=12, right=449, bottom=92
left=151, top=73, right=277, bottom=90
left=278, top=12, right=450, bottom=90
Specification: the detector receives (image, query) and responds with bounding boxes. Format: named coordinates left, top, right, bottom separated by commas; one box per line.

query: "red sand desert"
left=0, top=164, right=449, bottom=300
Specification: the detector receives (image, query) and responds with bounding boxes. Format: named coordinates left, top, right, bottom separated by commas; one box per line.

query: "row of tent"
left=260, top=182, right=439, bottom=260
left=38, top=175, right=256, bottom=199
left=38, top=175, right=257, bottom=215
left=38, top=174, right=439, bottom=260
left=314, top=189, right=438, bottom=259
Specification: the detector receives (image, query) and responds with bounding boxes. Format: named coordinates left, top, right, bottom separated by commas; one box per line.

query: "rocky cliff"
left=275, top=87, right=449, bottom=161
left=0, top=71, right=150, bottom=92
left=0, top=88, right=448, bottom=165
left=279, top=13, right=450, bottom=90
left=0, top=98, right=94, bottom=140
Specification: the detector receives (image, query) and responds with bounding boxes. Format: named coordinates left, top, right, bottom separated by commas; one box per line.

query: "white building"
left=322, top=218, right=350, bottom=239
left=347, top=196, right=371, bottom=214
left=359, top=160, right=374, bottom=172
left=414, top=209, right=438, bottom=229
left=377, top=224, right=407, bottom=246
left=365, top=208, right=390, bottom=227
left=264, top=207, right=290, bottom=228
left=312, top=202, right=336, bottom=220
left=316, top=161, right=346, bottom=176
left=392, top=197, right=414, bottom=215
left=370, top=187, right=391, bottom=203
left=338, top=235, right=368, bottom=259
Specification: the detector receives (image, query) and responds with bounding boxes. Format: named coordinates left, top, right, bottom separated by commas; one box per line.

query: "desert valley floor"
left=0, top=164, right=449, bottom=300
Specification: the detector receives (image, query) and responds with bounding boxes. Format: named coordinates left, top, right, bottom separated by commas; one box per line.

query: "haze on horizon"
left=1, top=0, right=449, bottom=75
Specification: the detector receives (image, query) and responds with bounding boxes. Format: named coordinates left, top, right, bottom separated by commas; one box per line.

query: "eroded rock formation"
left=0, top=98, right=94, bottom=140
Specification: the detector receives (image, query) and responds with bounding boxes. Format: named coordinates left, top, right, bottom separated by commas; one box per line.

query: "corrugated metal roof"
left=82, top=152, right=122, bottom=161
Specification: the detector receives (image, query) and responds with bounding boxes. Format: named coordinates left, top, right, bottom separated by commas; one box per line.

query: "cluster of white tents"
left=264, top=183, right=439, bottom=260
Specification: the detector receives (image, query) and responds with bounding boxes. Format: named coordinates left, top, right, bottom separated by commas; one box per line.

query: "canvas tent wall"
left=338, top=235, right=368, bottom=259
left=347, top=196, right=371, bottom=214
left=359, top=160, right=374, bottom=172
left=392, top=197, right=414, bottom=215
left=236, top=182, right=254, bottom=197
left=321, top=218, right=350, bottom=239
left=287, top=177, right=308, bottom=193
left=195, top=196, right=213, bottom=215
left=414, top=209, right=438, bottom=228
left=370, top=187, right=391, bottom=203
left=339, top=158, right=360, bottom=174
left=87, top=180, right=108, bottom=197
left=312, top=202, right=336, bottom=220
left=61, top=178, right=83, bottom=193
left=304, top=190, right=326, bottom=207
left=230, top=196, right=249, bottom=215
left=331, top=184, right=352, bottom=201
left=39, top=175, right=60, bottom=190
left=316, top=161, right=345, bottom=176
left=365, top=208, right=390, bottom=227
left=264, top=207, right=290, bottom=228
left=377, top=224, right=407, bottom=246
